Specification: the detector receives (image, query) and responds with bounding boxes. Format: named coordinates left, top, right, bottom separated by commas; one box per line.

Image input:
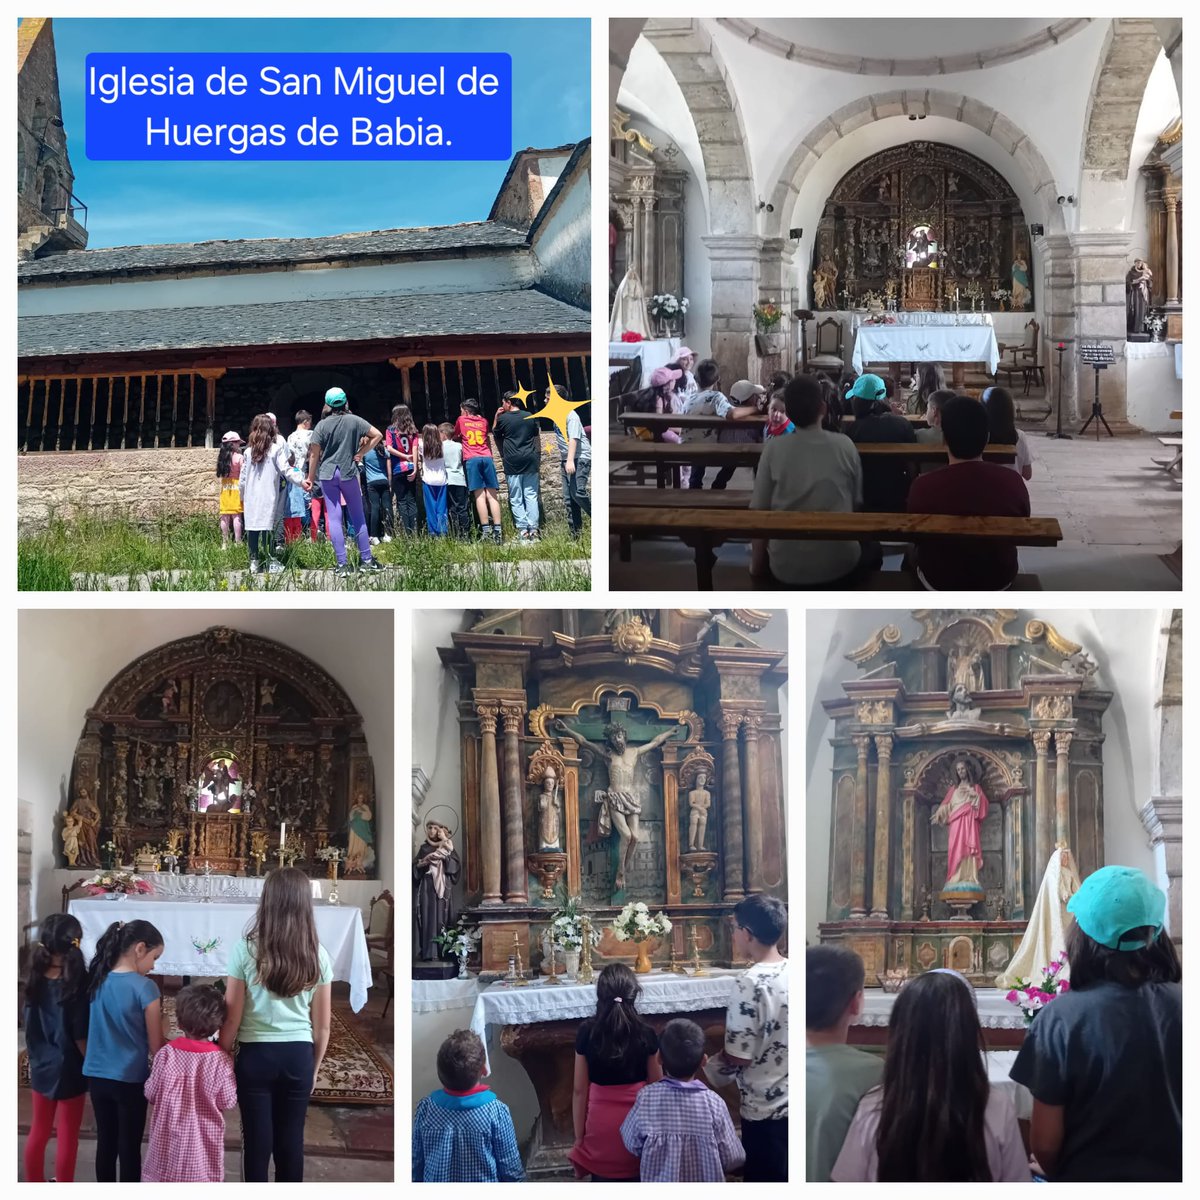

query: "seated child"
left=142, top=984, right=237, bottom=1182
left=413, top=1029, right=524, bottom=1183
left=765, top=392, right=795, bottom=439
left=621, top=1018, right=745, bottom=1182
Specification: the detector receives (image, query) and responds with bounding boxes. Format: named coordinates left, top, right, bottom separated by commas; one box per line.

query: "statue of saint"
left=555, top=718, right=680, bottom=890
left=346, top=794, right=376, bottom=874
left=61, top=812, right=81, bottom=867
left=1011, top=257, right=1031, bottom=310
left=608, top=266, right=652, bottom=341
left=69, top=785, right=101, bottom=867
left=947, top=683, right=981, bottom=722
left=931, top=758, right=989, bottom=889
left=813, top=258, right=838, bottom=310
left=687, top=769, right=711, bottom=851
left=537, top=766, right=562, bottom=851
left=414, top=821, right=460, bottom=961
left=1126, top=258, right=1153, bottom=335
left=947, top=645, right=985, bottom=694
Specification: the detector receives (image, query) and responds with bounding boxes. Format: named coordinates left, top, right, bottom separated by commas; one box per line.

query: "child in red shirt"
left=453, top=398, right=503, bottom=543
left=143, top=984, right=237, bottom=1182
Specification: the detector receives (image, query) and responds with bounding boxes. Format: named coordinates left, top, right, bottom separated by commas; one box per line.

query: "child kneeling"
left=143, top=984, right=236, bottom=1182
left=621, top=1018, right=744, bottom=1181
left=413, top=1029, right=524, bottom=1182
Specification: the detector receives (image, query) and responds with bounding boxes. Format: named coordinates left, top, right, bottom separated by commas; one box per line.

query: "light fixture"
left=907, top=113, right=927, bottom=121
left=789, top=227, right=803, bottom=240
left=756, top=198, right=774, bottom=213
left=1056, top=195, right=1076, bottom=206
left=1030, top=223, right=1044, bottom=237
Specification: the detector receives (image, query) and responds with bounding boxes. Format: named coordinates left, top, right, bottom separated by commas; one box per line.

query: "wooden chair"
left=61, top=877, right=90, bottom=912
left=997, top=319, right=1042, bottom=393
left=365, top=890, right=394, bottom=1019
left=808, top=317, right=845, bottom=377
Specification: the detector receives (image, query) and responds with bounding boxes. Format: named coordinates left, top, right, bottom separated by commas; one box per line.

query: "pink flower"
left=1048, top=960, right=1063, bottom=975
left=1058, top=979, right=1070, bottom=993
left=1005, top=990, right=1019, bottom=1003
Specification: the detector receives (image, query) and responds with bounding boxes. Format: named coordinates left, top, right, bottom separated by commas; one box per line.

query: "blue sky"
left=44, top=18, right=589, bottom=248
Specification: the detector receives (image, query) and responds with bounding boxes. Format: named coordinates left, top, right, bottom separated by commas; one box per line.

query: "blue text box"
left=85, top=52, right=512, bottom=161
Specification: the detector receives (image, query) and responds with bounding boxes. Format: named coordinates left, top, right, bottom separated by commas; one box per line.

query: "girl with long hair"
left=385, top=403, right=420, bottom=535
left=82, top=919, right=165, bottom=1181
left=982, top=386, right=1033, bottom=480
left=1010, top=865, right=1181, bottom=1181
left=418, top=422, right=449, bottom=536
left=238, top=413, right=309, bottom=573
left=23, top=913, right=89, bottom=1182
left=912, top=362, right=946, bottom=414
left=215, top=431, right=245, bottom=548
left=832, top=970, right=1028, bottom=1181
left=569, top=963, right=661, bottom=1182
left=218, top=867, right=333, bottom=1182
left=439, top=422, right=470, bottom=538
left=819, top=375, right=842, bottom=433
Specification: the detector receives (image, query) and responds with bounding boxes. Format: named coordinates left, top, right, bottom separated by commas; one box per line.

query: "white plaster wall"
left=17, top=609, right=395, bottom=929
left=804, top=609, right=1165, bottom=943
left=530, top=162, right=591, bottom=308
left=1126, top=352, right=1183, bottom=431
left=19, top=250, right=536, bottom=318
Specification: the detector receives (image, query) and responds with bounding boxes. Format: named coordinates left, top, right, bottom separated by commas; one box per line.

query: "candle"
left=280, top=823, right=286, bottom=855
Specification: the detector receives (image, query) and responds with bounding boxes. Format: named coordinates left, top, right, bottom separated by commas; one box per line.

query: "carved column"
left=475, top=704, right=503, bottom=905
left=500, top=704, right=528, bottom=904
left=720, top=712, right=745, bottom=901
left=850, top=736, right=871, bottom=918
left=1164, top=191, right=1180, bottom=306
left=1054, top=731, right=1073, bottom=848
left=901, top=790, right=915, bottom=919
left=1032, top=732, right=1052, bottom=871
left=870, top=735, right=893, bottom=918
left=741, top=714, right=764, bottom=893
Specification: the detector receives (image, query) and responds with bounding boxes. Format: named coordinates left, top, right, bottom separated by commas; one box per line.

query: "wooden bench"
left=610, top=487, right=754, bottom=509
left=609, top=507, right=1062, bottom=590
left=616, top=411, right=927, bottom=438
left=1152, top=436, right=1183, bottom=474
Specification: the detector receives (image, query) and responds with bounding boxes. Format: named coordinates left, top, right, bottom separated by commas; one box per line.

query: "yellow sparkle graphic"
left=511, top=382, right=534, bottom=407
left=528, top=378, right=589, bottom=441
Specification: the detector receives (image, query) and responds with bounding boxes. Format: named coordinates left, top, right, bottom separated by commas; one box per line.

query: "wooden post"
left=475, top=703, right=503, bottom=905
left=870, top=734, right=893, bottom=917
left=1054, top=731, right=1073, bottom=848
left=1032, top=732, right=1052, bottom=872
left=500, top=704, right=528, bottom=904
left=196, top=368, right=226, bottom=449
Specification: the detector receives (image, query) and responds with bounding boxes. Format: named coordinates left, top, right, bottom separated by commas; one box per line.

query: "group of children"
left=22, top=868, right=333, bottom=1183
left=413, top=894, right=789, bottom=1183
left=806, top=864, right=1182, bottom=1182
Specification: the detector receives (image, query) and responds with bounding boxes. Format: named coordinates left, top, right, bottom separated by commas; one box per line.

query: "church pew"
left=609, top=506, right=1062, bottom=590
left=616, top=411, right=927, bottom=439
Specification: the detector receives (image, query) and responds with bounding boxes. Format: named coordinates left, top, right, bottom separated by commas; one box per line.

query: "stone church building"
left=17, top=19, right=591, bottom=523
left=611, top=18, right=1181, bottom=430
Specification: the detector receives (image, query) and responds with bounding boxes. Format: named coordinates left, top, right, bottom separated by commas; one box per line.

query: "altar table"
left=853, top=324, right=1000, bottom=375
left=849, top=311, right=995, bottom=333
left=70, top=895, right=373, bottom=1011
left=147, top=873, right=324, bottom=900
left=609, top=337, right=682, bottom=389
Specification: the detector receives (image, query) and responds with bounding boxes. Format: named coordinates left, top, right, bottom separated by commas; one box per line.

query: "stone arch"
left=1081, top=19, right=1166, bottom=182
left=1141, top=609, right=1181, bottom=939
left=767, top=89, right=1064, bottom=240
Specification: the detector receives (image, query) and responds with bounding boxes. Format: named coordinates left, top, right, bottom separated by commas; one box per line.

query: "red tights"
left=24, top=1090, right=85, bottom=1182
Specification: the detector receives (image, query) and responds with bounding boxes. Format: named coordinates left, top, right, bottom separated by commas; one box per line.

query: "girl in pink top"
left=143, top=984, right=237, bottom=1182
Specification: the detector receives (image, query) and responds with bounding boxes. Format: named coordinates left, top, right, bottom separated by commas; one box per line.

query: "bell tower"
left=18, top=18, right=88, bottom=258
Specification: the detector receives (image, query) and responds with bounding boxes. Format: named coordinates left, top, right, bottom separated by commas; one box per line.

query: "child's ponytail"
left=24, top=913, right=86, bottom=1007
left=88, top=919, right=164, bottom=997
left=588, top=963, right=645, bottom=1063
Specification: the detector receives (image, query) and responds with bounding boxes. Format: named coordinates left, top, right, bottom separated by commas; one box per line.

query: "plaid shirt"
left=142, top=1039, right=237, bottom=1182
left=621, top=1077, right=745, bottom=1182
left=412, top=1088, right=524, bottom=1183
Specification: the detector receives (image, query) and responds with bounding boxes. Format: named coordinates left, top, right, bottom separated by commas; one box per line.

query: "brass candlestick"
left=667, top=930, right=686, bottom=974
left=543, top=927, right=562, bottom=985
left=511, top=932, right=529, bottom=987
left=577, top=915, right=595, bottom=984
left=688, top=922, right=708, bottom=977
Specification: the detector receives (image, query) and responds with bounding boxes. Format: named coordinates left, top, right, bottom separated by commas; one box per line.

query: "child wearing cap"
left=1009, top=865, right=1181, bottom=1181
left=215, top=431, right=244, bottom=548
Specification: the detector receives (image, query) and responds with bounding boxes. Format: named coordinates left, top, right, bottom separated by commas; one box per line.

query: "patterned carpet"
left=20, top=997, right=392, bottom=1107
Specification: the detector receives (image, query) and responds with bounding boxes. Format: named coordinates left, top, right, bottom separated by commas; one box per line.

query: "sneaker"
left=369, top=536, right=380, bottom=546
left=360, top=559, right=384, bottom=574
left=382, top=534, right=393, bottom=543
left=248, top=559, right=261, bottom=574
left=335, top=565, right=354, bottom=580
left=492, top=528, right=504, bottom=545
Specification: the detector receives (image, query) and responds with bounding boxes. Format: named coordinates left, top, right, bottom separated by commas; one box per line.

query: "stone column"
left=1054, top=731, right=1073, bottom=848
left=1032, top=732, right=1052, bottom=871
left=1139, top=796, right=1183, bottom=940
left=500, top=703, right=528, bottom=904
left=741, top=714, right=763, bottom=893
left=869, top=735, right=893, bottom=918
left=720, top=712, right=745, bottom=901
left=1069, top=230, right=1134, bottom=424
left=475, top=703, right=503, bottom=905
left=703, top=234, right=764, bottom=382
left=850, top=736, right=871, bottom=918
left=1164, top=191, right=1180, bottom=306
left=759, top=238, right=797, bottom=369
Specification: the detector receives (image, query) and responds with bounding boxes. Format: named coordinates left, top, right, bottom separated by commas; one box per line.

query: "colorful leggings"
left=24, top=1091, right=85, bottom=1182
left=321, top=467, right=373, bottom=566
left=219, top=513, right=243, bottom=544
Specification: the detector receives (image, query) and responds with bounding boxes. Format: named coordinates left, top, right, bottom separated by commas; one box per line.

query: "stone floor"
left=609, top=417, right=1182, bottom=592
left=18, top=983, right=394, bottom=1181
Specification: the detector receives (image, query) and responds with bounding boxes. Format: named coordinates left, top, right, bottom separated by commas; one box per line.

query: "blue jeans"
left=506, top=471, right=540, bottom=531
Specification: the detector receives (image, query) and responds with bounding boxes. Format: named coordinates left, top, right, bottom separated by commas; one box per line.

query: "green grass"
left=18, top=509, right=591, bottom=592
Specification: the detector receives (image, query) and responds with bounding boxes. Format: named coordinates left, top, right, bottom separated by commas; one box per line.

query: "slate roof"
left=17, top=221, right=529, bottom=282
left=17, top=287, right=590, bottom=359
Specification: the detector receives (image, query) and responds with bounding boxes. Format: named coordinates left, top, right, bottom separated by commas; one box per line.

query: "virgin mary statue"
left=931, top=757, right=989, bottom=893
left=609, top=267, right=652, bottom=341
left=996, top=846, right=1081, bottom=987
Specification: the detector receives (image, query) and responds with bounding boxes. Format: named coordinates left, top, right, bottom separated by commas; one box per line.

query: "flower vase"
left=328, top=861, right=340, bottom=906
left=562, top=949, right=580, bottom=979
left=456, top=952, right=470, bottom=980
left=634, top=939, right=653, bottom=975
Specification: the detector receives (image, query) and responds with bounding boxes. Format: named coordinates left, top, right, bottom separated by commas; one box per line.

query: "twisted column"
left=475, top=704, right=503, bottom=905
left=1032, top=732, right=1052, bottom=872
left=741, top=714, right=764, bottom=893
left=500, top=704, right=528, bottom=904
left=850, top=736, right=871, bottom=918
left=1054, top=731, right=1073, bottom=848
left=869, top=735, right=893, bottom=918
left=720, top=713, right=745, bottom=901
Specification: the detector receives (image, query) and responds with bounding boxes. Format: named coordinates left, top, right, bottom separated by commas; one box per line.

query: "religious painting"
left=197, top=752, right=243, bottom=813
left=905, top=223, right=938, bottom=269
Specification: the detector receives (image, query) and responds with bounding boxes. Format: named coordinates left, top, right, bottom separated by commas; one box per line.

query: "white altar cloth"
left=609, top=337, right=682, bottom=388
left=469, top=969, right=742, bottom=1069
left=987, top=1050, right=1032, bottom=1121
left=853, top=324, right=1000, bottom=374
left=849, top=311, right=994, bottom=333
left=855, top=987, right=1025, bottom=1030
left=147, top=874, right=324, bottom=900
left=412, top=977, right=480, bottom=1014
left=70, top=895, right=373, bottom=1011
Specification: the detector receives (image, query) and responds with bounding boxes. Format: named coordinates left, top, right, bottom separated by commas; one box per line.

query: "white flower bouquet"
left=649, top=293, right=689, bottom=318
left=610, top=901, right=672, bottom=943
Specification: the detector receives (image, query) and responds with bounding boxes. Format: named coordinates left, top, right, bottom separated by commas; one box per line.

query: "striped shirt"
left=412, top=1088, right=524, bottom=1183
left=620, top=1077, right=745, bottom=1182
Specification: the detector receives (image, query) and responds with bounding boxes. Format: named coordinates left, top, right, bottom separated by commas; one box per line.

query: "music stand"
left=1078, top=343, right=1115, bottom=439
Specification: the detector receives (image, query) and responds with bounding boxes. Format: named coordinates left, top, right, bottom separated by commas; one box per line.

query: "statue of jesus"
left=555, top=718, right=680, bottom=890
left=931, top=757, right=989, bottom=889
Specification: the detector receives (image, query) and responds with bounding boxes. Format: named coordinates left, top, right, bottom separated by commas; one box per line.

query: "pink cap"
left=677, top=347, right=695, bottom=359
left=221, top=430, right=244, bottom=445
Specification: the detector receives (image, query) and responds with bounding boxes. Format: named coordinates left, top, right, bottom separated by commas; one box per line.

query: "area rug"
left=20, top=998, right=392, bottom=1107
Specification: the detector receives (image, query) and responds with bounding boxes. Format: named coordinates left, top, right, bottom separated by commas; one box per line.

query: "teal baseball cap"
left=847, top=373, right=887, bottom=401
left=1067, top=865, right=1166, bottom=950
left=325, top=387, right=348, bottom=408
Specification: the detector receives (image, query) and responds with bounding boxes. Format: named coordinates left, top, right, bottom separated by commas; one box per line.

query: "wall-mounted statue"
left=686, top=768, right=711, bottom=851
left=813, top=257, right=838, bottom=310
left=537, top=764, right=562, bottom=851
left=346, top=792, right=376, bottom=874
left=414, top=818, right=460, bottom=961
left=931, top=757, right=989, bottom=890
left=61, top=811, right=81, bottom=867
left=1126, top=258, right=1153, bottom=335
left=947, top=684, right=981, bottom=722
left=1010, top=257, right=1031, bottom=310
left=69, top=785, right=101, bottom=867
left=947, top=644, right=986, bottom=694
